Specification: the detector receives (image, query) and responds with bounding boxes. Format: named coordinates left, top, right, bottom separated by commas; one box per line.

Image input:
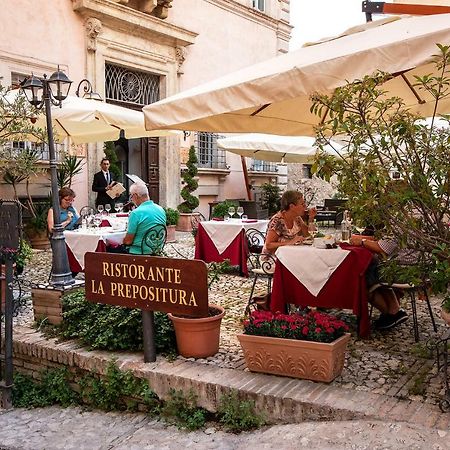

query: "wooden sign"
left=85, top=252, right=209, bottom=317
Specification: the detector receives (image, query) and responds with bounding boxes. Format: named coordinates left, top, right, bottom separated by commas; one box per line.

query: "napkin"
left=242, top=219, right=257, bottom=223
left=116, top=213, right=129, bottom=217
left=212, top=217, right=224, bottom=221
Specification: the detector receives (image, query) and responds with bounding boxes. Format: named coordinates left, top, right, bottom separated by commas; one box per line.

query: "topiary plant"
left=178, top=146, right=199, bottom=213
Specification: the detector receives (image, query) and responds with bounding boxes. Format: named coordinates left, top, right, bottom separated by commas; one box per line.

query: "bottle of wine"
left=341, top=210, right=350, bottom=241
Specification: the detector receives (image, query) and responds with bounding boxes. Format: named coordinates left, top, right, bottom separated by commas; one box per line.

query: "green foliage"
left=442, top=295, right=450, bottom=313
left=217, top=391, right=266, bottom=432
left=212, top=200, right=238, bottom=218
left=104, top=141, right=122, bottom=182
left=311, top=44, right=450, bottom=295
left=207, top=260, right=233, bottom=287
left=79, top=360, right=159, bottom=412
left=15, top=238, right=33, bottom=269
left=160, top=388, right=207, bottom=430
left=26, top=198, right=51, bottom=233
left=57, top=152, right=84, bottom=189
left=260, top=183, right=280, bottom=215
left=178, top=146, right=199, bottom=213
left=12, top=368, right=79, bottom=408
left=58, top=290, right=177, bottom=354
left=164, top=207, right=180, bottom=226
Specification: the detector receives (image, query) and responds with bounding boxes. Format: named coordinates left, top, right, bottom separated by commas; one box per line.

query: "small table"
left=64, top=228, right=126, bottom=273
left=271, top=243, right=373, bottom=337
left=194, top=219, right=269, bottom=276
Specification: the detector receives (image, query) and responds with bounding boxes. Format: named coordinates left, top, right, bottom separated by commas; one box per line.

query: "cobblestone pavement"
left=0, top=406, right=448, bottom=450
left=11, top=231, right=450, bottom=407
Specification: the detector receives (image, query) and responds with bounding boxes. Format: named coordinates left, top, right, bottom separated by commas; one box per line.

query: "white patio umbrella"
left=2, top=90, right=178, bottom=144
left=143, top=14, right=450, bottom=136
left=217, top=134, right=343, bottom=163
left=218, top=134, right=343, bottom=200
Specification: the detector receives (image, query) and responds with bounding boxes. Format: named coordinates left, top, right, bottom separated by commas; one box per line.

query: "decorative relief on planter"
left=238, top=333, right=350, bottom=383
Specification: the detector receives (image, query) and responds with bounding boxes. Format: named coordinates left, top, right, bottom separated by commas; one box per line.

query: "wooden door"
left=143, top=137, right=160, bottom=203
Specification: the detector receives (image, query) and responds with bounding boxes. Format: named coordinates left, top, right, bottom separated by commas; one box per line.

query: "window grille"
left=105, top=64, right=160, bottom=106
left=250, top=159, right=277, bottom=173
left=252, top=0, right=265, bottom=12
left=195, top=132, right=226, bottom=169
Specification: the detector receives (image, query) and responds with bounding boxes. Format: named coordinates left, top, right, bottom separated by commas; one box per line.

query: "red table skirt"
left=271, top=245, right=373, bottom=338
left=194, top=225, right=248, bottom=276
left=66, top=241, right=107, bottom=273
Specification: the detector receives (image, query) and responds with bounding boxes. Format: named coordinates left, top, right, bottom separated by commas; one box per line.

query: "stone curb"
left=11, top=326, right=450, bottom=430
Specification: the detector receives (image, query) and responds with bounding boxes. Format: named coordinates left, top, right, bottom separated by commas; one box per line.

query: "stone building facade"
left=0, top=0, right=291, bottom=215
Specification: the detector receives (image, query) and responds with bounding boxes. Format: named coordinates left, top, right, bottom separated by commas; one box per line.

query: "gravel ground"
left=9, top=231, right=449, bottom=407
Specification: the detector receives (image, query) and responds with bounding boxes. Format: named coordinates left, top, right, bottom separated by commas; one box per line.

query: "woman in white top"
left=263, top=190, right=316, bottom=254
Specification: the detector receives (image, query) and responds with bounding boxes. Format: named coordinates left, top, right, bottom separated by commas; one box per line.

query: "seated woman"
left=47, top=187, right=80, bottom=234
left=263, top=190, right=316, bottom=254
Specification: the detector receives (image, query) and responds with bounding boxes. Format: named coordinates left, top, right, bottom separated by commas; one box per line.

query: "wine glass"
left=228, top=206, right=235, bottom=218
left=105, top=204, right=111, bottom=215
left=308, top=220, right=318, bottom=238
left=116, top=203, right=123, bottom=213
left=236, top=206, right=244, bottom=220
left=97, top=204, right=104, bottom=215
left=93, top=215, right=102, bottom=229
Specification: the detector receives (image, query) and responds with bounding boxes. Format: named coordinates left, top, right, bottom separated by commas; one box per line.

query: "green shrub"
left=212, top=200, right=239, bottom=218
left=59, top=290, right=177, bottom=354
left=160, top=388, right=207, bottom=430
left=260, top=183, right=281, bottom=216
left=178, top=145, right=199, bottom=213
left=164, top=207, right=180, bottom=226
left=217, top=391, right=266, bottom=432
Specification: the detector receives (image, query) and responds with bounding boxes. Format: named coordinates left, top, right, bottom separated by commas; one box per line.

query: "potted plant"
left=238, top=310, right=350, bottom=382
left=168, top=261, right=230, bottom=358
left=176, top=145, right=200, bottom=232
left=15, top=238, right=33, bottom=275
left=164, top=207, right=180, bottom=243
left=24, top=200, right=51, bottom=249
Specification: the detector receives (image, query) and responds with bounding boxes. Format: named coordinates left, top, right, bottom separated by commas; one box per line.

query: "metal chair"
left=380, top=282, right=437, bottom=342
left=79, top=206, right=94, bottom=217
left=141, top=224, right=167, bottom=256
left=191, top=212, right=206, bottom=237
left=244, top=228, right=275, bottom=315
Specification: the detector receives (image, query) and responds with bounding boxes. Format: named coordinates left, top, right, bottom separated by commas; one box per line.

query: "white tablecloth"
left=64, top=228, right=126, bottom=269
left=201, top=219, right=269, bottom=254
left=275, top=245, right=350, bottom=296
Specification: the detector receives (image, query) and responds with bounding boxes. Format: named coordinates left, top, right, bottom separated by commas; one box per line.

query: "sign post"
left=0, top=200, right=21, bottom=409
left=85, top=252, right=209, bottom=362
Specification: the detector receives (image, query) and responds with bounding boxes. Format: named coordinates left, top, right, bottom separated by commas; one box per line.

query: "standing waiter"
left=92, top=158, right=118, bottom=208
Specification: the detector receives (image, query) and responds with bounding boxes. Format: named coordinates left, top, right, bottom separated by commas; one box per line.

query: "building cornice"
left=72, top=0, right=197, bottom=47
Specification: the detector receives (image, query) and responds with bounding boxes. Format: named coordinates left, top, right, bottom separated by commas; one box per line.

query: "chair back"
left=191, top=212, right=206, bottom=237
left=245, top=228, right=266, bottom=269
left=79, top=206, right=94, bottom=217
left=141, top=224, right=167, bottom=255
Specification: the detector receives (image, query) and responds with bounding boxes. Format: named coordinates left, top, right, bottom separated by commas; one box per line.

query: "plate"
left=303, top=238, right=314, bottom=245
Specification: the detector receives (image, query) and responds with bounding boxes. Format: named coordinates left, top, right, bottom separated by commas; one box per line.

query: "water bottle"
left=82, top=217, right=87, bottom=230
left=341, top=210, right=350, bottom=241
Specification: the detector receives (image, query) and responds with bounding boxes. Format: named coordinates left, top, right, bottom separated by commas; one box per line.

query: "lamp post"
left=21, top=68, right=74, bottom=287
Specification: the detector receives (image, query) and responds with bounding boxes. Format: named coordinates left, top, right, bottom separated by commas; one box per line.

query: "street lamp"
left=21, top=68, right=74, bottom=287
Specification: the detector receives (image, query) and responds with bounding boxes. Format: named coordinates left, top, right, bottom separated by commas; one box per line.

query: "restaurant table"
left=271, top=243, right=373, bottom=337
left=64, top=228, right=126, bottom=273
left=194, top=219, right=269, bottom=276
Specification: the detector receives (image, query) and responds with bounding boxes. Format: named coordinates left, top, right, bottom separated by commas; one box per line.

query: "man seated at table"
left=107, top=183, right=166, bottom=254
left=263, top=190, right=316, bottom=254
left=350, top=235, right=412, bottom=330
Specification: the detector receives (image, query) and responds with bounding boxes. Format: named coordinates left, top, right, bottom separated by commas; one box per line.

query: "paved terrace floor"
left=12, top=231, right=450, bottom=413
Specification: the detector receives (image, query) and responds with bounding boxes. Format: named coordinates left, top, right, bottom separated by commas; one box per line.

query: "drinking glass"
left=242, top=214, right=248, bottom=221
left=97, top=204, right=104, bottom=215
left=308, top=221, right=318, bottom=238
left=236, top=206, right=244, bottom=219
left=224, top=214, right=231, bottom=221
left=116, top=203, right=123, bottom=213
left=93, top=215, right=102, bottom=228
left=228, top=206, right=235, bottom=218
left=105, top=204, right=111, bottom=215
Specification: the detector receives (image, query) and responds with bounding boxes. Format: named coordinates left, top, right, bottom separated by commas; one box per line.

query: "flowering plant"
left=243, top=310, right=349, bottom=343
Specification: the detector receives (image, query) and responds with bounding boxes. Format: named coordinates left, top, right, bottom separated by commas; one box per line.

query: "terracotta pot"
left=168, top=304, right=225, bottom=358
left=26, top=228, right=50, bottom=250
left=166, top=225, right=177, bottom=243
left=237, top=333, right=351, bottom=383
left=175, top=212, right=199, bottom=232
left=442, top=308, right=450, bottom=327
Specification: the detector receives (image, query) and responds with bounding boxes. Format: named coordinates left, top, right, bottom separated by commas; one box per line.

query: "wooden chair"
left=141, top=224, right=167, bottom=256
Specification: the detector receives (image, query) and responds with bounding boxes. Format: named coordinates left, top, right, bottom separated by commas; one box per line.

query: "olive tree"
left=311, top=44, right=450, bottom=298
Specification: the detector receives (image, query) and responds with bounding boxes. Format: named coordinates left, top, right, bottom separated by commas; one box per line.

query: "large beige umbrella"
left=218, top=134, right=343, bottom=200
left=143, top=14, right=450, bottom=136
left=3, top=90, right=178, bottom=143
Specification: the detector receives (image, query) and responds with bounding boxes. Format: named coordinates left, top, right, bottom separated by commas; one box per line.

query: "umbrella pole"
left=241, top=156, right=252, bottom=201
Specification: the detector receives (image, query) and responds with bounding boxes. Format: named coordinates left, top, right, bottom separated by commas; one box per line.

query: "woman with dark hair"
left=263, top=190, right=316, bottom=254
left=47, top=187, right=79, bottom=233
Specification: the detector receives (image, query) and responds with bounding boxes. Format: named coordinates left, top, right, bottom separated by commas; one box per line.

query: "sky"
left=289, top=0, right=368, bottom=50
